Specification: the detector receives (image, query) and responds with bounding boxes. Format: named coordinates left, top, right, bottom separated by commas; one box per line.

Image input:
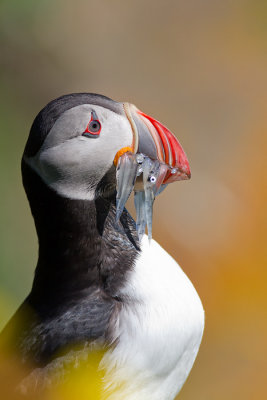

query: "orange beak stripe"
left=113, top=146, right=133, bottom=166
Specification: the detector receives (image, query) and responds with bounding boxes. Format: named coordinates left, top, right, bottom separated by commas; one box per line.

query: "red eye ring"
left=83, top=111, right=101, bottom=138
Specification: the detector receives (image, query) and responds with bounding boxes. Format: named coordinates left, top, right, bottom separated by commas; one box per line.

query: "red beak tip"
left=135, top=107, right=191, bottom=183
left=180, top=171, right=191, bottom=181
left=184, top=167, right=191, bottom=179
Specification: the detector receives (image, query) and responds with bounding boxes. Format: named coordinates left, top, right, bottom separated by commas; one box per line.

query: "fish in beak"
left=114, top=102, right=191, bottom=241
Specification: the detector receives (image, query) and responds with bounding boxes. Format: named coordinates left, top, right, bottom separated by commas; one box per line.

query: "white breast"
left=101, top=236, right=204, bottom=400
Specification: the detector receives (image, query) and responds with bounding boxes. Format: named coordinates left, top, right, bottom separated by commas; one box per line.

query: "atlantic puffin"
left=0, top=93, right=204, bottom=399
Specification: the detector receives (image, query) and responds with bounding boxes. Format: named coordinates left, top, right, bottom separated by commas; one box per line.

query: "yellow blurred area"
left=0, top=0, right=266, bottom=399
left=0, top=350, right=105, bottom=400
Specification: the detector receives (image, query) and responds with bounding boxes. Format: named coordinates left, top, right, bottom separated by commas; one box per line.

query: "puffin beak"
left=114, top=103, right=191, bottom=239
left=123, top=103, right=191, bottom=183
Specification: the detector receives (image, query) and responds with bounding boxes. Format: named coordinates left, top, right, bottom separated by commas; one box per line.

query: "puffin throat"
left=22, top=161, right=139, bottom=307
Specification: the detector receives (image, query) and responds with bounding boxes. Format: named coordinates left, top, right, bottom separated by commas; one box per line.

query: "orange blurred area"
left=0, top=0, right=266, bottom=399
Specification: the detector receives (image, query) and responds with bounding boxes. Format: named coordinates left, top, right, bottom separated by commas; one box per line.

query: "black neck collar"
left=22, top=160, right=139, bottom=311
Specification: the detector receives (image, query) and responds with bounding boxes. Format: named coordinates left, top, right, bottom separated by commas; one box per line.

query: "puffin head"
left=23, top=93, right=190, bottom=237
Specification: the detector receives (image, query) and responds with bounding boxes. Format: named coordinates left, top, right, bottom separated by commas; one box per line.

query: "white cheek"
left=32, top=138, right=106, bottom=200
left=40, top=138, right=103, bottom=177
left=39, top=114, right=133, bottom=180
left=25, top=107, right=134, bottom=201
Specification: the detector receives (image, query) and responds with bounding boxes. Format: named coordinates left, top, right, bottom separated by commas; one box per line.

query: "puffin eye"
left=88, top=120, right=101, bottom=132
left=82, top=111, right=101, bottom=138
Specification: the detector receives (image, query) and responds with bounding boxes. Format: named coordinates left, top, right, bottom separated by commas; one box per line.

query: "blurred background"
left=0, top=0, right=266, bottom=399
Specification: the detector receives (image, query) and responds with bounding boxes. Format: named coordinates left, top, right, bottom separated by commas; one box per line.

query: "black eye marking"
left=82, top=110, right=101, bottom=138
